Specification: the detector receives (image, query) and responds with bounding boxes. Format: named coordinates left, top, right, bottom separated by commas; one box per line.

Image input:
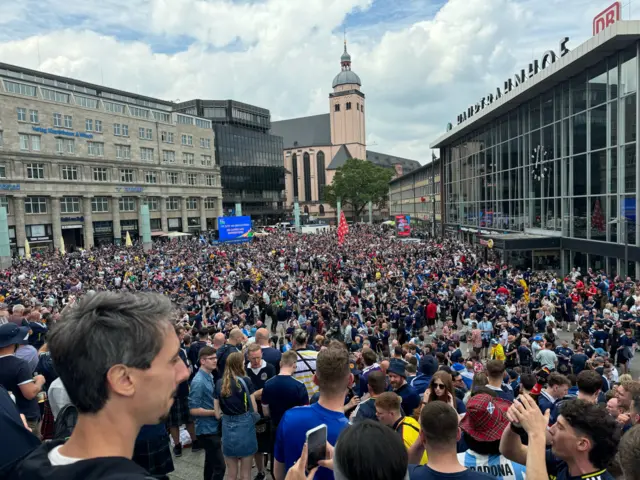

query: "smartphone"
left=306, top=424, right=327, bottom=471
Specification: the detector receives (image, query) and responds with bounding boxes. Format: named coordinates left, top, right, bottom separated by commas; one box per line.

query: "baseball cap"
left=460, top=393, right=510, bottom=442
left=0, top=323, right=30, bottom=348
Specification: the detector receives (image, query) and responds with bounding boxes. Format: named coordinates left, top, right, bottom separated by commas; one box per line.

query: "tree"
left=323, top=158, right=395, bottom=220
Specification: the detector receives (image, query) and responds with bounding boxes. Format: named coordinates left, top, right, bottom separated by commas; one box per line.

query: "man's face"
left=201, top=353, right=217, bottom=372
left=130, top=325, right=189, bottom=424
left=388, top=372, right=403, bottom=389
left=552, top=384, right=569, bottom=399
left=375, top=407, right=395, bottom=426
left=606, top=398, right=620, bottom=418
left=548, top=415, right=590, bottom=461
left=617, top=386, right=632, bottom=409
left=249, top=349, right=263, bottom=369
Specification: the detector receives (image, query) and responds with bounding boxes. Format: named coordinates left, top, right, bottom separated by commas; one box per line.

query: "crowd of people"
left=0, top=224, right=640, bottom=480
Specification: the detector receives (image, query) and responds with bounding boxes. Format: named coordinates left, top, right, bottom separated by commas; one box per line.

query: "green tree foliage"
left=323, top=158, right=394, bottom=220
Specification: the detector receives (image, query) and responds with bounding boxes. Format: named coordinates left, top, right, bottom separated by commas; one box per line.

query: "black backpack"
left=53, top=404, right=78, bottom=440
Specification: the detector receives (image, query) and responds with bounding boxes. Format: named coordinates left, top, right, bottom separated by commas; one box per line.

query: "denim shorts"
left=221, top=412, right=258, bottom=458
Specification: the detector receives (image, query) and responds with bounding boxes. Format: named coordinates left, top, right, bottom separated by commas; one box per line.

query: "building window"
left=92, top=196, right=109, bottom=213
left=303, top=152, right=312, bottom=202
left=95, top=120, right=103, bottom=133
left=168, top=172, right=179, bottom=185
left=26, top=163, right=45, bottom=179
left=317, top=151, right=326, bottom=201
left=187, top=197, right=198, bottom=210
left=0, top=131, right=3, bottom=148
left=200, top=138, right=211, bottom=149
left=103, top=101, right=125, bottom=114
left=162, top=150, right=176, bottom=163
left=120, top=169, right=134, bottom=183
left=24, top=196, right=47, bottom=214
left=61, top=165, right=78, bottom=181
left=205, top=197, right=216, bottom=209
left=17, top=108, right=26, bottom=122
left=161, top=131, right=174, bottom=143
left=86, top=119, right=93, bottom=131
left=195, top=118, right=211, bottom=128
left=361, top=105, right=364, bottom=113
left=53, top=113, right=62, bottom=127
left=0, top=196, right=8, bottom=213
left=206, top=174, right=216, bottom=186
left=201, top=155, right=213, bottom=166
left=20, top=134, right=40, bottom=152
left=119, top=197, right=136, bottom=212
left=129, top=106, right=150, bottom=119
left=140, top=147, right=154, bottom=162
left=147, top=197, right=159, bottom=211
left=187, top=173, right=197, bottom=185
left=334, top=104, right=340, bottom=112
left=357, top=103, right=360, bottom=111
left=4, top=80, right=37, bottom=97
left=115, top=145, right=131, bottom=160
left=76, top=96, right=98, bottom=109
left=177, top=114, right=194, bottom=125
left=41, top=88, right=69, bottom=103
left=292, top=153, right=299, bottom=199
left=145, top=171, right=157, bottom=184
left=181, top=134, right=193, bottom=146
left=93, top=167, right=108, bottom=182
left=0, top=165, right=6, bottom=178
left=183, top=153, right=195, bottom=165
left=87, top=142, right=104, bottom=156
left=139, top=127, right=153, bottom=140
left=113, top=123, right=121, bottom=136
left=346, top=102, right=352, bottom=110
left=60, top=196, right=81, bottom=214
left=29, top=110, right=38, bottom=123
left=56, top=138, right=75, bottom=154
left=64, top=115, right=73, bottom=129
left=166, top=197, right=180, bottom=210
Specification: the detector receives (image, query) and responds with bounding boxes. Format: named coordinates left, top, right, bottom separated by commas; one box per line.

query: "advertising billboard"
left=395, top=215, right=411, bottom=237
left=218, top=216, right=253, bottom=243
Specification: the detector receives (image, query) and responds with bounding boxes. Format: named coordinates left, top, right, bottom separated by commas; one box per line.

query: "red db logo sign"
left=593, top=1, right=621, bottom=36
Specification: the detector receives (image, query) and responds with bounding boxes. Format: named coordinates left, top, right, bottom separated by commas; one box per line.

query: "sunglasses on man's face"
left=433, top=383, right=446, bottom=390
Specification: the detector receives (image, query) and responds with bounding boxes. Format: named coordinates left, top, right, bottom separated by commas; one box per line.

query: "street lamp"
left=431, top=196, right=436, bottom=238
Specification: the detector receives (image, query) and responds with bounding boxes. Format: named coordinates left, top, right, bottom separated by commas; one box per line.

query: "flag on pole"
left=24, top=239, right=31, bottom=259
left=125, top=231, right=133, bottom=247
left=337, top=211, right=349, bottom=244
left=60, top=236, right=66, bottom=255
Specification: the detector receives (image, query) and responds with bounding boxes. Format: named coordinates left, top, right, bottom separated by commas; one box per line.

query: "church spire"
left=341, top=31, right=352, bottom=70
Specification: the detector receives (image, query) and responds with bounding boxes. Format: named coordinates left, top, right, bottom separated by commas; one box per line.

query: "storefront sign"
left=93, top=221, right=113, bottom=234
left=28, top=236, right=51, bottom=242
left=61, top=216, right=84, bottom=223
left=0, top=184, right=20, bottom=191
left=121, top=224, right=138, bottom=231
left=61, top=224, right=82, bottom=230
left=116, top=186, right=144, bottom=193
left=594, top=2, right=621, bottom=36
left=31, top=126, right=93, bottom=139
left=168, top=218, right=180, bottom=229
left=456, top=37, right=570, bottom=125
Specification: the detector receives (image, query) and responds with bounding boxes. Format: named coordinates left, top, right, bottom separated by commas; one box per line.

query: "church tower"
left=330, top=40, right=366, bottom=160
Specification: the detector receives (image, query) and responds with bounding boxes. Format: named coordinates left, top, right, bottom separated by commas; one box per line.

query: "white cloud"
left=0, top=0, right=607, bottom=162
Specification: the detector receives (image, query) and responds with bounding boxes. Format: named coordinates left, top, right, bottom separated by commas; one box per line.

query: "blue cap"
left=0, top=323, right=29, bottom=348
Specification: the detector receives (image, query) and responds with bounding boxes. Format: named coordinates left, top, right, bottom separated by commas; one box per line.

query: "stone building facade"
left=0, top=63, right=223, bottom=254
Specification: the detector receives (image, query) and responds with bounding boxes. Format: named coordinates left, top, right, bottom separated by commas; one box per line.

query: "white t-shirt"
left=48, top=445, right=82, bottom=466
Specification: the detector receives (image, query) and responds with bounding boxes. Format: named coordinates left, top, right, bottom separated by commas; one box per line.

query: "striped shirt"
left=457, top=451, right=526, bottom=480
left=292, top=349, right=319, bottom=398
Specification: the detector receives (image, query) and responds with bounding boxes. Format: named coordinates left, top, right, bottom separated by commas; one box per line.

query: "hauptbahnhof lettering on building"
left=430, top=20, right=640, bottom=276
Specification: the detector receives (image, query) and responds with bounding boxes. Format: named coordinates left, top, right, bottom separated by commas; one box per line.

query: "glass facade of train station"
left=439, top=42, right=640, bottom=276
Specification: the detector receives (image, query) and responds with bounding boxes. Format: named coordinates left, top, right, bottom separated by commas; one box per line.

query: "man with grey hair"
left=8, top=305, right=25, bottom=326
left=9, top=291, right=189, bottom=479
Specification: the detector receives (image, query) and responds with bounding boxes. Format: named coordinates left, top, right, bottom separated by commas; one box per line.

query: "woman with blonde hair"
left=214, top=351, right=258, bottom=480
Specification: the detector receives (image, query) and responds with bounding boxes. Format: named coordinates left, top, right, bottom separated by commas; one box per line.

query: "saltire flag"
left=199, top=234, right=207, bottom=245
left=337, top=211, right=349, bottom=244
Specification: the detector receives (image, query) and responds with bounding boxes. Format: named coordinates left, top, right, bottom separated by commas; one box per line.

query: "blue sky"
left=0, top=0, right=625, bottom=161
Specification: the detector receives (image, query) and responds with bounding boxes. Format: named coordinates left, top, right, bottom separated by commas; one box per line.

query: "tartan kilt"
left=167, top=395, right=192, bottom=428
left=133, top=435, right=174, bottom=476
left=41, top=400, right=55, bottom=441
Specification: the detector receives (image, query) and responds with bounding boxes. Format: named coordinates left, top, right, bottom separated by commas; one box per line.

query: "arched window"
left=291, top=154, right=299, bottom=199
left=316, top=151, right=326, bottom=201
left=303, top=152, right=312, bottom=202
left=319, top=204, right=325, bottom=215
left=304, top=205, right=309, bottom=214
